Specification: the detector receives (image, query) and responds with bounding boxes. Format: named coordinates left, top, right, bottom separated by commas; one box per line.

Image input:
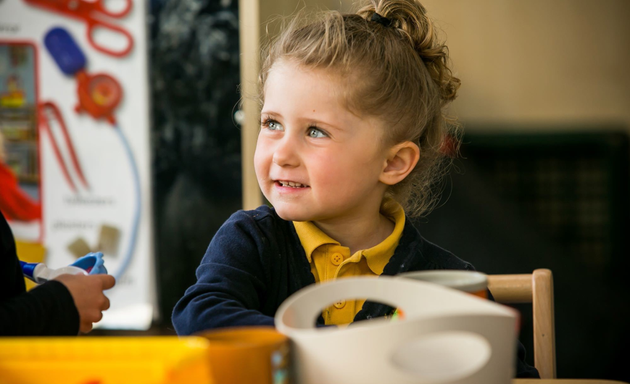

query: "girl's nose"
left=272, top=135, right=300, bottom=167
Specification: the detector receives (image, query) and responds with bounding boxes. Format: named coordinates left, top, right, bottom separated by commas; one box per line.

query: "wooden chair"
left=487, top=269, right=556, bottom=379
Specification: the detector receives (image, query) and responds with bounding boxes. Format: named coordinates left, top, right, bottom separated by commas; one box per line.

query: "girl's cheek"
left=254, top=137, right=271, bottom=157
left=253, top=148, right=266, bottom=172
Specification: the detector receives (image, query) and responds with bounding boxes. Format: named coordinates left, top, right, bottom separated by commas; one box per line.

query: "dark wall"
left=414, top=129, right=630, bottom=381
left=149, top=0, right=242, bottom=329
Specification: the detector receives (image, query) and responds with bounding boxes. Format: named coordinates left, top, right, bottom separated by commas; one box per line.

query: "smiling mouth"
left=276, top=180, right=309, bottom=188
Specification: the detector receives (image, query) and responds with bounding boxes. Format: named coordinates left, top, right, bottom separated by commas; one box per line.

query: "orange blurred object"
left=196, top=327, right=290, bottom=384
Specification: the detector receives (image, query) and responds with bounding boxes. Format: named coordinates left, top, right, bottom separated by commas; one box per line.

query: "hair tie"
left=370, top=12, right=391, bottom=27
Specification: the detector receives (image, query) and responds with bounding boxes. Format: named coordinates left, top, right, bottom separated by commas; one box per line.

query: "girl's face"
left=255, top=59, right=391, bottom=224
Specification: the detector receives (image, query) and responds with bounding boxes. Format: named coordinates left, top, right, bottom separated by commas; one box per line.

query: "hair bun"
left=358, top=0, right=460, bottom=103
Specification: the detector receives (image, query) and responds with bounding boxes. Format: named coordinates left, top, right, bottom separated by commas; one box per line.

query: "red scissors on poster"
left=23, top=0, right=134, bottom=58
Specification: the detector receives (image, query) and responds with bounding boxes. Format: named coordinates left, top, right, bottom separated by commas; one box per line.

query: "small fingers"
left=84, top=309, right=104, bottom=323
left=80, top=321, right=94, bottom=334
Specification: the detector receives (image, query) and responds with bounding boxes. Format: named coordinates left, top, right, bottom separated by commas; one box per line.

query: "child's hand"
left=53, top=273, right=116, bottom=333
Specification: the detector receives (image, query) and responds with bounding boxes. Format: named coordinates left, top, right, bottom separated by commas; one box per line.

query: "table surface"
left=514, top=380, right=629, bottom=384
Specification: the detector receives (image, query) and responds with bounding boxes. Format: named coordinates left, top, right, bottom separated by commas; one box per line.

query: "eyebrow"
left=260, top=111, right=281, bottom=118
left=261, top=110, right=344, bottom=133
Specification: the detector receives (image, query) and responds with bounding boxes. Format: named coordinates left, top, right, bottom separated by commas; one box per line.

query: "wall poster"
left=0, top=0, right=155, bottom=329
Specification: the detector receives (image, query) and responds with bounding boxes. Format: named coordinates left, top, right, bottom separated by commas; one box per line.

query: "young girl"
left=173, top=0, right=538, bottom=377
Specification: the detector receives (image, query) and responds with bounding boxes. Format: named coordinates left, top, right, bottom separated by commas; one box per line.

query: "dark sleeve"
left=172, top=211, right=275, bottom=335
left=0, top=210, right=80, bottom=336
left=516, top=340, right=541, bottom=378
left=0, top=281, right=79, bottom=336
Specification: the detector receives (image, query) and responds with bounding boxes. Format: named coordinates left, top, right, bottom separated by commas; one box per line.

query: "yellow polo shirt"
left=293, top=198, right=405, bottom=325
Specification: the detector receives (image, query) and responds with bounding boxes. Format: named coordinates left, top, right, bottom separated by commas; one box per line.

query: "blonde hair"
left=259, top=0, right=461, bottom=217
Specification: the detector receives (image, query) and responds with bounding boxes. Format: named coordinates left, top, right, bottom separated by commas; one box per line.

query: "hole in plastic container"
left=312, top=299, right=399, bottom=327
left=390, top=331, right=490, bottom=382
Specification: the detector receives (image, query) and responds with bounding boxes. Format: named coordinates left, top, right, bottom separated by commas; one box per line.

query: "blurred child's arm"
left=3, top=209, right=114, bottom=336
left=1, top=210, right=79, bottom=336
left=172, top=212, right=276, bottom=335
left=0, top=280, right=80, bottom=336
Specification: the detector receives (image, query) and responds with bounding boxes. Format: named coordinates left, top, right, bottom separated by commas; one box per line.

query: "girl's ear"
left=379, top=141, right=420, bottom=186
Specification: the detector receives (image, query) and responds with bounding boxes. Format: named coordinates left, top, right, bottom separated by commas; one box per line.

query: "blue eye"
left=262, top=118, right=283, bottom=131
left=307, top=127, right=327, bottom=138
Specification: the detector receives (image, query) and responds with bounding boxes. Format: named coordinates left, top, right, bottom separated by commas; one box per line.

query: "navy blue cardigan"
left=172, top=205, right=539, bottom=378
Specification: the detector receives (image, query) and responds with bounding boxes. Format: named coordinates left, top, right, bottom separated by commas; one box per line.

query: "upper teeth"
left=280, top=181, right=305, bottom=187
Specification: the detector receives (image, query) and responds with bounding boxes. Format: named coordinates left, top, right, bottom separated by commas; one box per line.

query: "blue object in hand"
left=21, top=252, right=107, bottom=284
left=71, top=252, right=107, bottom=275
left=44, top=27, right=86, bottom=76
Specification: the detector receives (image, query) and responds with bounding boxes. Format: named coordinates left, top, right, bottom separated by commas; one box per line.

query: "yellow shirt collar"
left=293, top=198, right=405, bottom=274
left=292, top=221, right=339, bottom=264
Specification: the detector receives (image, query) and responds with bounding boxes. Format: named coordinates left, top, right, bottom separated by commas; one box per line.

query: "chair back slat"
left=487, top=269, right=556, bottom=379
left=487, top=274, right=532, bottom=303
left=532, top=269, right=556, bottom=379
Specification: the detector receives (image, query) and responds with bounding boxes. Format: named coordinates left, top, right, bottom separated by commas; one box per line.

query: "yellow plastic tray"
left=0, top=336, right=213, bottom=384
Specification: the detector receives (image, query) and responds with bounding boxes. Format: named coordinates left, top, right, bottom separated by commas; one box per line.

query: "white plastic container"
left=275, top=276, right=518, bottom=384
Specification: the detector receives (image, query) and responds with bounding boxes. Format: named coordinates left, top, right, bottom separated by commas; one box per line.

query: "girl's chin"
left=272, top=206, right=313, bottom=222
left=275, top=211, right=308, bottom=222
